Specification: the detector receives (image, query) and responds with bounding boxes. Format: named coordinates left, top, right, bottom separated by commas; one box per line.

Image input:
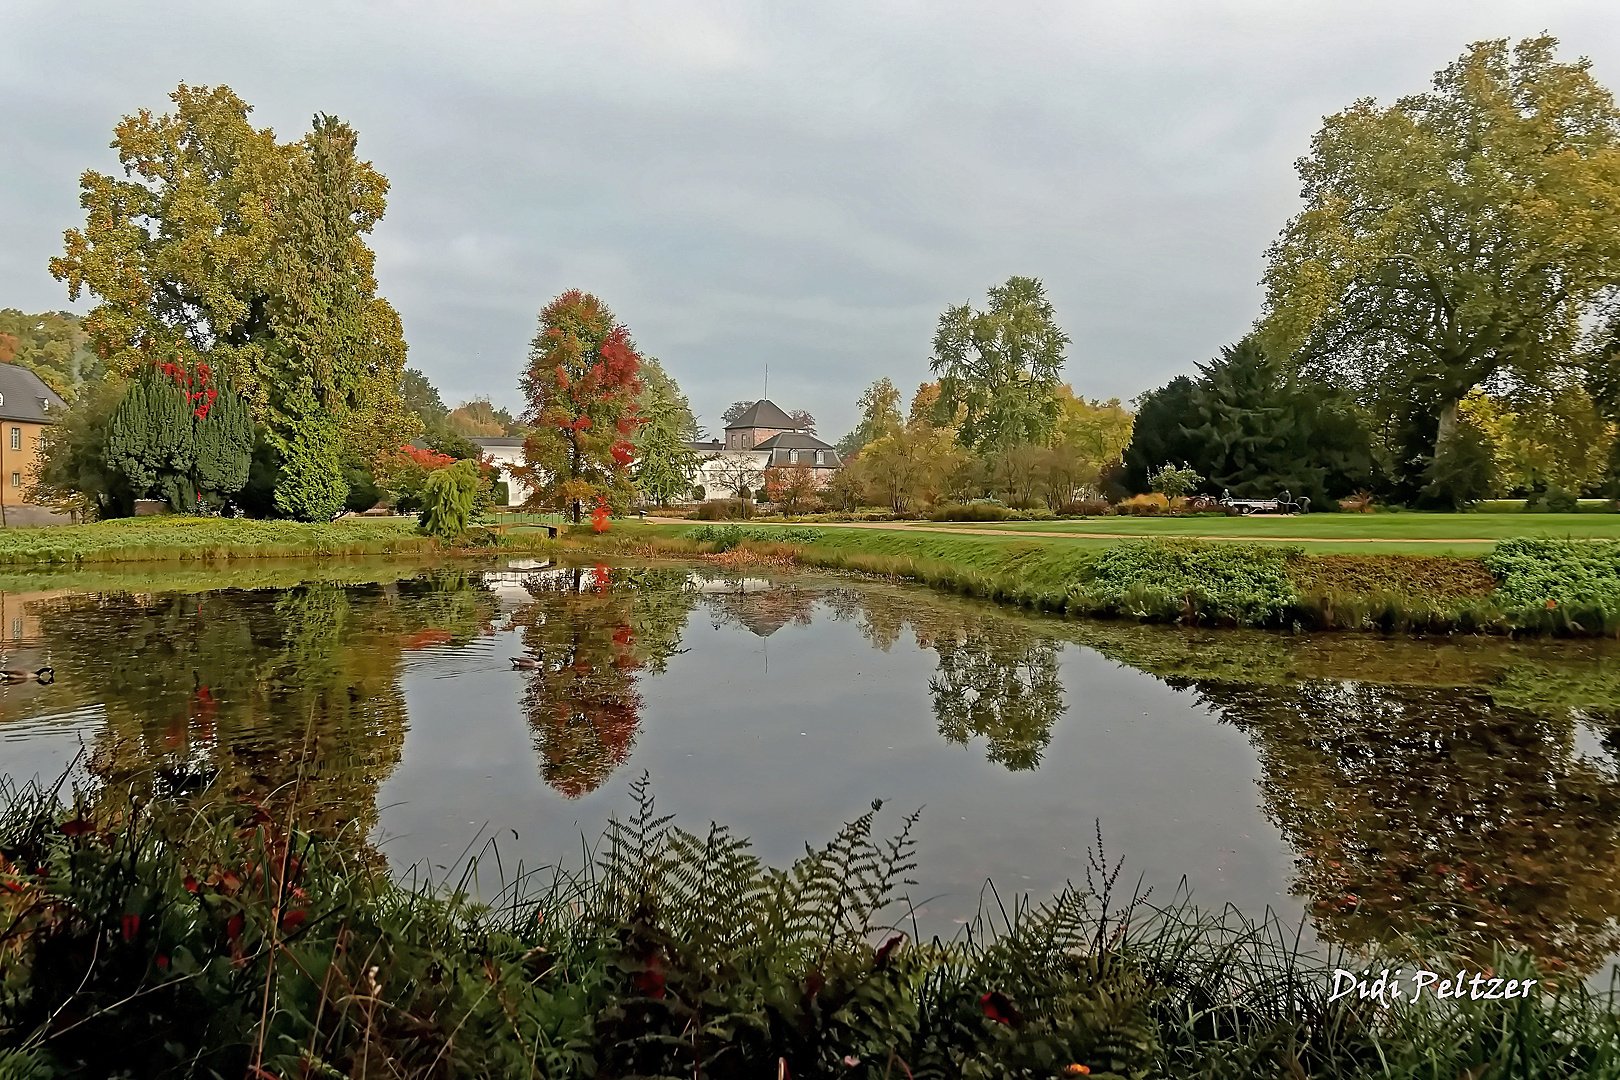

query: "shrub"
left=1338, top=491, right=1374, bottom=513
left=1073, top=540, right=1299, bottom=625
left=418, top=459, right=481, bottom=539
left=1058, top=499, right=1111, bottom=517
left=686, top=524, right=823, bottom=551
left=930, top=502, right=1013, bottom=522
left=690, top=498, right=755, bottom=520
left=1485, top=538, right=1620, bottom=615
left=1115, top=494, right=1168, bottom=516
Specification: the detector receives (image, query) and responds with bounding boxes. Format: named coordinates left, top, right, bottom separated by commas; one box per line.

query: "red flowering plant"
left=516, top=290, right=645, bottom=524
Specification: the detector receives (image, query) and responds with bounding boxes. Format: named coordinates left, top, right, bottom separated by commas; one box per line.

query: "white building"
left=468, top=436, right=534, bottom=507
left=686, top=399, right=842, bottom=498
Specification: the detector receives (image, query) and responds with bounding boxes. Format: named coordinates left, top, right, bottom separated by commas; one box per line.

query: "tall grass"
left=3, top=779, right=1618, bottom=1078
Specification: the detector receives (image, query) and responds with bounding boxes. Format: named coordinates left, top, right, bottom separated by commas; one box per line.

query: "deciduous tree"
left=931, top=276, right=1069, bottom=453
left=1260, top=37, right=1620, bottom=498
left=50, top=85, right=417, bottom=520
left=518, top=290, right=644, bottom=522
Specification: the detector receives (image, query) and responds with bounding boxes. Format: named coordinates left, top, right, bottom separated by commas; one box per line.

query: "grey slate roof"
left=0, top=365, right=67, bottom=424
left=723, top=399, right=797, bottom=431
left=753, top=430, right=841, bottom=467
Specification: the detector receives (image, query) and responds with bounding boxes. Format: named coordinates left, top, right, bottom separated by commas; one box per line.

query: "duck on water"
left=1, top=667, right=53, bottom=684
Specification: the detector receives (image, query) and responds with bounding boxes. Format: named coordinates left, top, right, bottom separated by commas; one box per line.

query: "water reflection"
left=7, top=560, right=1620, bottom=975
left=24, top=574, right=497, bottom=843
left=513, top=565, right=695, bottom=797
left=1194, top=681, right=1620, bottom=976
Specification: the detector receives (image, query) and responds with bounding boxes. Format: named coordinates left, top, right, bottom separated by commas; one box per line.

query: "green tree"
left=0, top=309, right=103, bottom=401
left=836, top=378, right=903, bottom=458
left=930, top=276, right=1069, bottom=453
left=1123, top=339, right=1376, bottom=504
left=638, top=357, right=699, bottom=439
left=102, top=362, right=254, bottom=512
left=29, top=375, right=131, bottom=517
left=518, top=290, right=644, bottom=522
left=633, top=382, right=700, bottom=506
left=418, top=458, right=481, bottom=538
left=402, top=367, right=447, bottom=426
left=1260, top=37, right=1620, bottom=500
left=50, top=85, right=418, bottom=520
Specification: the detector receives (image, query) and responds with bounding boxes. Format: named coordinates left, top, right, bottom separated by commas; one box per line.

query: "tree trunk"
left=1432, top=396, right=1461, bottom=464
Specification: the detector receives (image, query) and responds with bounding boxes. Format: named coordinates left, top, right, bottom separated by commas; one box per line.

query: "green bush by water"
left=1069, top=541, right=1298, bottom=626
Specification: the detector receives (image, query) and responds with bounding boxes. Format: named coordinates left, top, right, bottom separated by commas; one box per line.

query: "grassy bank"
left=602, top=524, right=1620, bottom=635
left=670, top=510, right=1620, bottom=555
left=1, top=781, right=1613, bottom=1080
left=0, top=516, right=561, bottom=564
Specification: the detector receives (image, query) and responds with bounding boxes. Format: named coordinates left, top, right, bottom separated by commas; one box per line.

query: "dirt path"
left=643, top=518, right=1499, bottom=544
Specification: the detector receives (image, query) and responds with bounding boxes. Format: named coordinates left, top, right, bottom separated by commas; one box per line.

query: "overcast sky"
left=4, top=1, right=1618, bottom=438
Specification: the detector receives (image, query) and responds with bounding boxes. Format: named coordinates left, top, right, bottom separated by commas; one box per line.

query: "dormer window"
left=38, top=398, right=48, bottom=413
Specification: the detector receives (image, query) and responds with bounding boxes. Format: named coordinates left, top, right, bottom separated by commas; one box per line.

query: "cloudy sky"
left=4, top=1, right=1618, bottom=438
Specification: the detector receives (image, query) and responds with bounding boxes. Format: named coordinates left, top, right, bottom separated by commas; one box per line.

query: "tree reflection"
left=930, top=621, right=1064, bottom=771
left=824, top=587, right=1070, bottom=771
left=33, top=573, right=498, bottom=848
left=512, top=566, right=695, bottom=797
left=1199, top=681, right=1620, bottom=976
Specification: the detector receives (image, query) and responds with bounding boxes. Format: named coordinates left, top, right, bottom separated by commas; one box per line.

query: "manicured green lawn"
left=875, top=511, right=1620, bottom=546
left=627, top=518, right=1512, bottom=555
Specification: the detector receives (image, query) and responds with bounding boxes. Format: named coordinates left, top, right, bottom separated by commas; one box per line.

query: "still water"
left=4, top=559, right=1620, bottom=975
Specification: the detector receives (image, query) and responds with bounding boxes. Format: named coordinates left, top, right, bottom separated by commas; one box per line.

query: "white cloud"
left=3, top=0, right=1618, bottom=433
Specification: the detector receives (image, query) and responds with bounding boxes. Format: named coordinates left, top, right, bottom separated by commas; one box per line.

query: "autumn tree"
left=762, top=462, right=819, bottom=514
left=518, top=290, right=644, bottom=522
left=50, top=85, right=417, bottom=520
left=1039, top=389, right=1134, bottom=508
left=788, top=409, right=816, bottom=433
left=444, top=398, right=508, bottom=437
left=931, top=276, right=1069, bottom=453
left=1260, top=37, right=1620, bottom=502
left=721, top=401, right=753, bottom=427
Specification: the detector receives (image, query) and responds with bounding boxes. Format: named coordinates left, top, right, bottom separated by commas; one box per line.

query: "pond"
left=4, top=557, right=1620, bottom=978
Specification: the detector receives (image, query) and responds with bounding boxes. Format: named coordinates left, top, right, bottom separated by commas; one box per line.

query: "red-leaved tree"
left=517, top=290, right=644, bottom=523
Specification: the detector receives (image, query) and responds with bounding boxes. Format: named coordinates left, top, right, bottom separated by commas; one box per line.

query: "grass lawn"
left=902, top=511, right=1620, bottom=543
left=0, top=515, right=434, bottom=563
left=636, top=518, right=1504, bottom=556
left=643, top=512, right=1620, bottom=554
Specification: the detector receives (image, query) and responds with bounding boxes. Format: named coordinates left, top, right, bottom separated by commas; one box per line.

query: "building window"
left=789, top=450, right=799, bottom=465
left=8, top=428, right=18, bottom=451
left=816, top=451, right=826, bottom=465
left=9, top=618, right=20, bottom=640
left=9, top=472, right=18, bottom=489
